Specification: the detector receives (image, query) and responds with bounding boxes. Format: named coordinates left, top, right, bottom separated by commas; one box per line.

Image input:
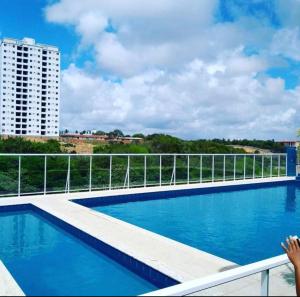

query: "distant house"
left=277, top=140, right=300, bottom=148
left=110, top=136, right=144, bottom=145
left=60, top=134, right=108, bottom=143
left=60, top=134, right=143, bottom=144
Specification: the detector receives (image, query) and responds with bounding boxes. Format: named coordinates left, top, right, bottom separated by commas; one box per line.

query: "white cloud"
left=46, top=0, right=300, bottom=139
left=76, top=12, right=107, bottom=45
left=61, top=52, right=300, bottom=139
left=271, top=27, right=300, bottom=61
left=45, top=0, right=275, bottom=77
left=46, top=0, right=217, bottom=26
left=46, top=0, right=225, bottom=74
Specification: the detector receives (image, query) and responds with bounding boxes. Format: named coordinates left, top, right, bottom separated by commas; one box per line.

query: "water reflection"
left=0, top=212, right=57, bottom=259
left=286, top=185, right=297, bottom=213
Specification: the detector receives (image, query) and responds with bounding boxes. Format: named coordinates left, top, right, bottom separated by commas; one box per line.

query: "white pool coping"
left=0, top=176, right=295, bottom=296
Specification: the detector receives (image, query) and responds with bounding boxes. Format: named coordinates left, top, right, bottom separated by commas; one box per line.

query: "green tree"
left=132, top=133, right=145, bottom=138
left=108, top=129, right=124, bottom=138
left=146, top=134, right=184, bottom=153
left=94, top=130, right=106, bottom=135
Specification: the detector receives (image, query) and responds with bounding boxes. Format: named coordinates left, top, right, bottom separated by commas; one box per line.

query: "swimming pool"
left=89, top=181, right=300, bottom=265
left=0, top=206, right=175, bottom=296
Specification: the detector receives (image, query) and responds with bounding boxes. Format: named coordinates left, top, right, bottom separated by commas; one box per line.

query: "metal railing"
left=0, top=153, right=287, bottom=197
left=142, top=255, right=291, bottom=296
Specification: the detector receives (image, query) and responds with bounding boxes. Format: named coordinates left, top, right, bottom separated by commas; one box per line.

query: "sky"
left=0, top=0, right=300, bottom=140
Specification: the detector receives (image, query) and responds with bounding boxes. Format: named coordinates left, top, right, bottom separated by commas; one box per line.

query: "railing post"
left=234, top=155, right=236, bottom=181
left=109, top=156, right=112, bottom=190
left=212, top=155, right=215, bottom=182
left=253, top=155, right=256, bottom=179
left=174, top=155, right=176, bottom=185
left=244, top=155, right=246, bottom=180
left=89, top=155, right=92, bottom=192
left=187, top=155, right=190, bottom=184
left=223, top=155, right=226, bottom=182
left=200, top=155, right=203, bottom=183
left=67, top=155, right=71, bottom=193
left=270, top=156, right=273, bottom=178
left=286, top=153, right=288, bottom=176
left=144, top=155, right=147, bottom=188
left=128, top=155, right=130, bottom=189
left=261, top=270, right=270, bottom=296
left=160, top=155, right=162, bottom=187
left=278, top=155, right=280, bottom=177
left=44, top=156, right=47, bottom=195
left=262, top=155, right=264, bottom=178
left=18, top=156, right=21, bottom=197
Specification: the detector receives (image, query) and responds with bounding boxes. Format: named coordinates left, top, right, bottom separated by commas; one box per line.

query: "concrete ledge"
left=33, top=198, right=236, bottom=283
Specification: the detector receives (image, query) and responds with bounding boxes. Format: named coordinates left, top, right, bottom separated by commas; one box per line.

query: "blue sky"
left=0, top=0, right=78, bottom=69
left=1, top=0, right=300, bottom=139
left=216, top=0, right=300, bottom=89
left=217, top=0, right=281, bottom=26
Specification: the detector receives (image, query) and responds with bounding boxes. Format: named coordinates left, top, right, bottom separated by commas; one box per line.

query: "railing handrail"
left=0, top=153, right=287, bottom=157
left=142, top=254, right=289, bottom=296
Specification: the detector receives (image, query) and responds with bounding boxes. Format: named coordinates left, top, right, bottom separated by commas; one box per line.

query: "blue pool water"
left=94, top=183, right=300, bottom=265
left=0, top=210, right=157, bottom=296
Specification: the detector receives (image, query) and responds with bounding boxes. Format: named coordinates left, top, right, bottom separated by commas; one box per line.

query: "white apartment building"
left=0, top=37, right=60, bottom=137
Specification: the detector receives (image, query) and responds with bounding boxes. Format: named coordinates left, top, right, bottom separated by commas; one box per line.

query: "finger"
left=290, top=236, right=298, bottom=250
left=287, top=238, right=294, bottom=252
left=281, top=242, right=288, bottom=253
left=290, top=237, right=299, bottom=251
left=293, top=239, right=300, bottom=250
left=295, top=238, right=300, bottom=249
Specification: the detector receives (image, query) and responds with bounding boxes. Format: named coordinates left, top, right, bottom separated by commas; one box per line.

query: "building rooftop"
left=1, top=37, right=59, bottom=52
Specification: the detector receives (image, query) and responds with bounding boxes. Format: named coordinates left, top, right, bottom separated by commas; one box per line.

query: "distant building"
left=60, top=133, right=143, bottom=144
left=61, top=134, right=108, bottom=142
left=277, top=141, right=300, bottom=148
left=109, top=136, right=144, bottom=145
left=0, top=37, right=60, bottom=137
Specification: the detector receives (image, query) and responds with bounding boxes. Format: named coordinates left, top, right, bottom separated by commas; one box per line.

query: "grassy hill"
left=0, top=135, right=286, bottom=154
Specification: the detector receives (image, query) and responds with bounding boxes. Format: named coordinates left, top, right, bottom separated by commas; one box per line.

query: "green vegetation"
left=0, top=136, right=287, bottom=197
left=94, top=134, right=246, bottom=154
left=0, top=137, right=64, bottom=195
left=0, top=137, right=63, bottom=154
left=212, top=139, right=285, bottom=153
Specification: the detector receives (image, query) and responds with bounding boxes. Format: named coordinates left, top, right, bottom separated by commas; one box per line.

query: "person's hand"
left=282, top=236, right=300, bottom=270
